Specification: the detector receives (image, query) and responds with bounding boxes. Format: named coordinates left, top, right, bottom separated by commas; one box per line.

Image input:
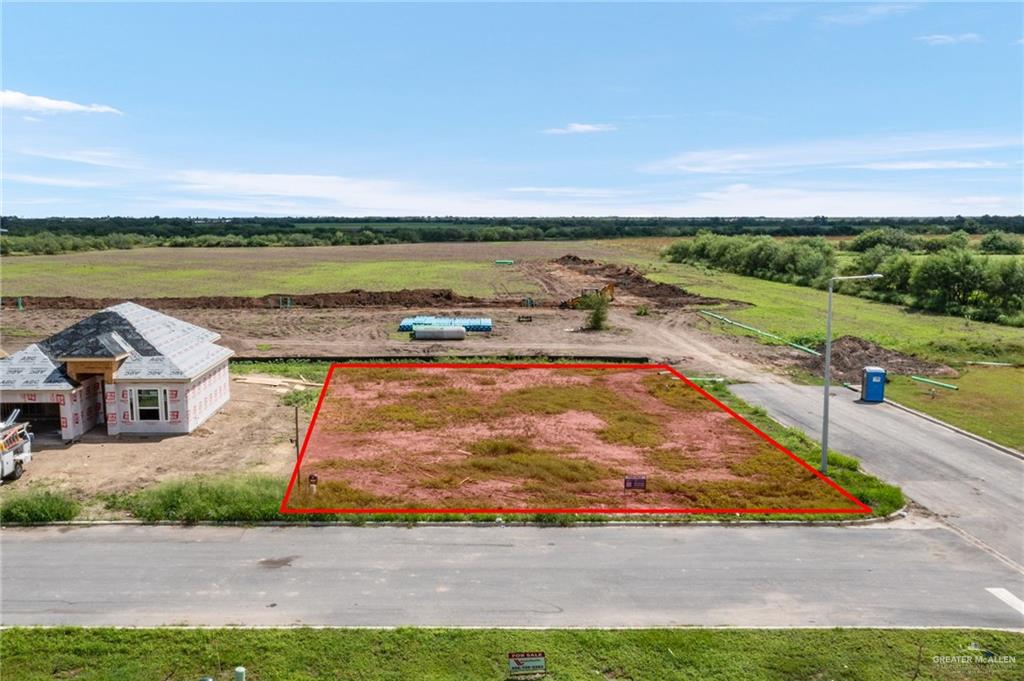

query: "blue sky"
left=2, top=1, right=1022, bottom=217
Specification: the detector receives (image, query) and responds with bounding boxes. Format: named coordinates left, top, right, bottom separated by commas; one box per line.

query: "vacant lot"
left=287, top=365, right=863, bottom=513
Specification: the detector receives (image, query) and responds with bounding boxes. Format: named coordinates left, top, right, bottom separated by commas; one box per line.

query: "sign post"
left=508, top=651, right=546, bottom=677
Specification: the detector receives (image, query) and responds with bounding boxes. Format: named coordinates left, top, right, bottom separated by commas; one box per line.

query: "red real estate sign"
left=508, top=652, right=546, bottom=675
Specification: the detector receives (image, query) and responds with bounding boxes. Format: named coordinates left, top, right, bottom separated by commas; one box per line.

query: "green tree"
left=979, top=231, right=1024, bottom=254
left=909, top=249, right=986, bottom=312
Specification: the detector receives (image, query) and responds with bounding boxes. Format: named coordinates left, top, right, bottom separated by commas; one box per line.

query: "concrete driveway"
left=731, top=383, right=1024, bottom=567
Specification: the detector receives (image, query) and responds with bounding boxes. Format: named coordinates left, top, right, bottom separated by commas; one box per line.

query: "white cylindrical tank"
left=412, top=325, right=467, bottom=340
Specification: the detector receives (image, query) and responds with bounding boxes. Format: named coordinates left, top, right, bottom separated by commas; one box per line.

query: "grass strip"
left=1, top=627, right=1021, bottom=680
left=0, top=488, right=80, bottom=523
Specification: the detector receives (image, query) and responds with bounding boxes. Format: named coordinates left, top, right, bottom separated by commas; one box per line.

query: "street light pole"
left=820, top=273, right=883, bottom=474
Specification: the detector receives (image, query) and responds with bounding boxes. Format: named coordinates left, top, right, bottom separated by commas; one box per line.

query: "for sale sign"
left=508, top=652, right=546, bottom=676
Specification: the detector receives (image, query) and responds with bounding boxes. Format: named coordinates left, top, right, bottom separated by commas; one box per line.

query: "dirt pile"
left=1, top=289, right=494, bottom=311
left=553, top=255, right=722, bottom=307
left=799, top=336, right=957, bottom=382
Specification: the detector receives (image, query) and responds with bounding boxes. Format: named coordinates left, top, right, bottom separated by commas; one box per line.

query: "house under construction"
left=0, top=302, right=233, bottom=441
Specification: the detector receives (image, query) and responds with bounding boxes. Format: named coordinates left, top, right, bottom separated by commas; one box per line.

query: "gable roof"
left=1, top=302, right=233, bottom=390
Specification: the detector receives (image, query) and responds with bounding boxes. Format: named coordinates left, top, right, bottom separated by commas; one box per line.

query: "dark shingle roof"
left=1, top=303, right=233, bottom=389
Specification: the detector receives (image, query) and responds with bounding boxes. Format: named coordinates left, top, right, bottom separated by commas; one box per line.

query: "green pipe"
left=910, top=375, right=959, bottom=390
left=698, top=310, right=821, bottom=356
left=966, top=361, right=1013, bottom=367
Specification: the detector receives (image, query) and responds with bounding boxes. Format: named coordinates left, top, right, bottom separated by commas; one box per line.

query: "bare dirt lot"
left=0, top=377, right=302, bottom=507
left=286, top=366, right=862, bottom=512
left=2, top=306, right=792, bottom=382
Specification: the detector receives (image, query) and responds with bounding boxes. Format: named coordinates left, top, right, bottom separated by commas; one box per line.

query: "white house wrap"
left=0, top=303, right=233, bottom=440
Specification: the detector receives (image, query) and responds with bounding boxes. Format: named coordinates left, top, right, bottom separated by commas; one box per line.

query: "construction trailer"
left=0, top=302, right=233, bottom=441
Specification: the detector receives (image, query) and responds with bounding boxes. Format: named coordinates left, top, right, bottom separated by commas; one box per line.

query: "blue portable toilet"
left=861, top=366, right=887, bottom=403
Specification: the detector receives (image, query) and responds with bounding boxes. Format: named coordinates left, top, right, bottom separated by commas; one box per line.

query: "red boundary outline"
left=280, top=363, right=871, bottom=515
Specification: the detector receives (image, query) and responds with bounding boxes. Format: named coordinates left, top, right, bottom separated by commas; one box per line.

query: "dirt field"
left=2, top=305, right=792, bottom=382
left=0, top=377, right=302, bottom=508
left=286, top=366, right=863, bottom=512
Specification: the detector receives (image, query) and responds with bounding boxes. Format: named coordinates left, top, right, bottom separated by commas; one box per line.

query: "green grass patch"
left=643, top=373, right=714, bottom=412
left=2, top=627, right=1021, bottom=680
left=440, top=438, right=612, bottom=488
left=281, top=388, right=320, bottom=413
left=496, top=384, right=663, bottom=447
left=270, top=260, right=539, bottom=298
left=105, top=475, right=291, bottom=523
left=646, top=262, right=1024, bottom=365
left=231, top=360, right=332, bottom=383
left=0, top=488, right=80, bottom=523
left=885, top=367, right=1024, bottom=450
left=0, top=256, right=540, bottom=298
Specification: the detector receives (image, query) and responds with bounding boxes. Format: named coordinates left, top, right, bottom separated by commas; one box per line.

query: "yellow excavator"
left=560, top=283, right=615, bottom=309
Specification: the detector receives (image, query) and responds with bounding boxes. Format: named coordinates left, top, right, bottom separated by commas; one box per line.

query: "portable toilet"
left=861, top=366, right=887, bottom=403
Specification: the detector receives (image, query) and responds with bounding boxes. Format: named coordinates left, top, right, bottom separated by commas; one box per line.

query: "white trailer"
left=1, top=411, right=33, bottom=482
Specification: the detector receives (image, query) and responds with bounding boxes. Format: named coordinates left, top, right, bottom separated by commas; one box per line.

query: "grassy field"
left=0, top=241, right=622, bottom=298
left=645, top=262, right=1024, bottom=365
left=885, top=367, right=1024, bottom=450
left=592, top=238, right=1024, bottom=365
left=2, top=627, right=1021, bottom=680
left=0, top=256, right=541, bottom=298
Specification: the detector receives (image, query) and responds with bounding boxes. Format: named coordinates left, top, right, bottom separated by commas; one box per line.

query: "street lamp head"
left=830, top=273, right=884, bottom=282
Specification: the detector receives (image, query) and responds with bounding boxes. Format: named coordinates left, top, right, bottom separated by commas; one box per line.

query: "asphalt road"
left=2, top=521, right=1022, bottom=628
left=732, top=383, right=1024, bottom=567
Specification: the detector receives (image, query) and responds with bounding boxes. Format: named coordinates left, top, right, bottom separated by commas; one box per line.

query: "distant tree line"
left=663, top=230, right=1024, bottom=327
left=1, top=215, right=1021, bottom=255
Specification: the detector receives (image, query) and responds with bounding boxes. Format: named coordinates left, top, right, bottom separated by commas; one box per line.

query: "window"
left=136, top=389, right=162, bottom=421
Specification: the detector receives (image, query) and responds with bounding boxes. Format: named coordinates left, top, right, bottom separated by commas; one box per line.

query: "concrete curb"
left=1, top=506, right=907, bottom=529
left=882, top=399, right=1024, bottom=462
left=2, top=623, right=1020, bottom=632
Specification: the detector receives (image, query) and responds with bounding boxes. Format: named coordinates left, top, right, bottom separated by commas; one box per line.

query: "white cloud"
left=155, top=169, right=1024, bottom=218
left=819, top=3, right=917, bottom=27
left=171, top=170, right=604, bottom=215
left=542, top=123, right=617, bottom=135
left=4, top=173, right=108, bottom=188
left=19, top=148, right=138, bottom=168
left=0, top=90, right=121, bottom=115
left=671, top=183, right=1021, bottom=217
left=915, top=33, right=982, bottom=45
left=506, top=186, right=640, bottom=199
left=852, top=160, right=1006, bottom=170
left=644, top=133, right=1021, bottom=174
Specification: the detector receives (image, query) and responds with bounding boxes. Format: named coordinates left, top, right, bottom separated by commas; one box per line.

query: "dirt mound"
left=2, top=289, right=492, bottom=311
left=799, top=336, right=957, bottom=382
left=553, top=255, right=722, bottom=307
